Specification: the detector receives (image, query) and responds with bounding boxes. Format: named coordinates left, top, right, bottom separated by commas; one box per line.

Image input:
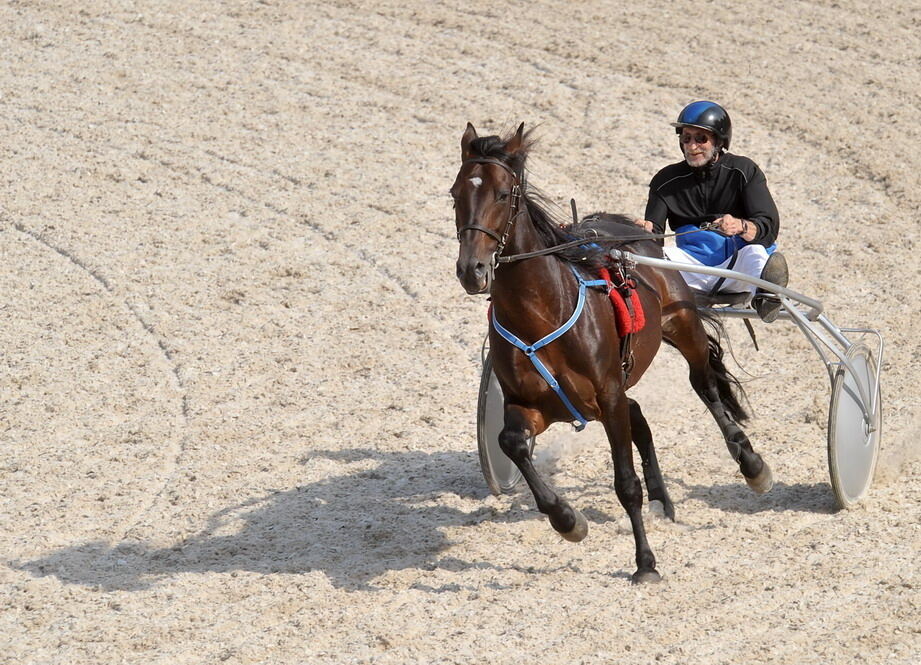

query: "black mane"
left=468, top=129, right=654, bottom=269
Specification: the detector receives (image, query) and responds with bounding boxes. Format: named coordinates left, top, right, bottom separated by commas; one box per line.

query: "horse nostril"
left=456, top=259, right=490, bottom=292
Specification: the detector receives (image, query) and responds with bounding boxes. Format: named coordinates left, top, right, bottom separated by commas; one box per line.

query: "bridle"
left=455, top=156, right=524, bottom=267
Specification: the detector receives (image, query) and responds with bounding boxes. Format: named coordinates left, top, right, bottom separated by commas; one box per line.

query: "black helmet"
left=672, top=101, right=732, bottom=150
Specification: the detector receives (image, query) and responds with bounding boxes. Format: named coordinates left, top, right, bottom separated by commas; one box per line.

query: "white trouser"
left=664, top=244, right=770, bottom=297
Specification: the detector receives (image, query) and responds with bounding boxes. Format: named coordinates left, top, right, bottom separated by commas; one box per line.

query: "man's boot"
left=752, top=252, right=789, bottom=323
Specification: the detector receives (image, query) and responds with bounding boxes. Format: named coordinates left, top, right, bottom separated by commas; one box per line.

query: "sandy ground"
left=2, top=1, right=919, bottom=663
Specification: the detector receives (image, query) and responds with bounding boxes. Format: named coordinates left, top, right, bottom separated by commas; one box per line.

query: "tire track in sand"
left=11, top=219, right=189, bottom=541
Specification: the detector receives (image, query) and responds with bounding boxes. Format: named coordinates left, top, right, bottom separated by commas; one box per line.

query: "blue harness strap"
left=491, top=266, right=607, bottom=431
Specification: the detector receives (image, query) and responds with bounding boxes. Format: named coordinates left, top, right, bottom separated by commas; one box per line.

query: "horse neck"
left=492, top=204, right=570, bottom=312
left=503, top=202, right=547, bottom=257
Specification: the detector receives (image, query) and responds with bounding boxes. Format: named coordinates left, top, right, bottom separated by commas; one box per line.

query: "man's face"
left=680, top=127, right=719, bottom=167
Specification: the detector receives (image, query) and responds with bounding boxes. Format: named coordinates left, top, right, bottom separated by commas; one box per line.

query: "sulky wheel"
left=827, top=343, right=882, bottom=509
left=477, top=351, right=533, bottom=495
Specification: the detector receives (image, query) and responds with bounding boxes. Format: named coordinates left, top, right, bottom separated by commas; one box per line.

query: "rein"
left=456, top=156, right=721, bottom=267
left=497, top=222, right=722, bottom=264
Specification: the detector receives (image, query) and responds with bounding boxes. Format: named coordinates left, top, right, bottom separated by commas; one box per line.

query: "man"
left=636, top=101, right=788, bottom=322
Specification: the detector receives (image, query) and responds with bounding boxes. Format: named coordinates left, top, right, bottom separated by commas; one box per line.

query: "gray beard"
left=684, top=144, right=721, bottom=169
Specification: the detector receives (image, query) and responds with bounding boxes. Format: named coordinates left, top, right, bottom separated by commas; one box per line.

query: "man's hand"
left=632, top=218, right=654, bottom=233
left=715, top=214, right=757, bottom=242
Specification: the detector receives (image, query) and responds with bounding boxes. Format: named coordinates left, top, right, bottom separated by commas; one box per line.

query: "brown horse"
left=451, top=123, right=773, bottom=583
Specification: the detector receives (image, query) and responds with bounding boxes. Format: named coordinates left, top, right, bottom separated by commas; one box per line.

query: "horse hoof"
left=632, top=569, right=662, bottom=585
left=664, top=502, right=676, bottom=522
left=745, top=460, right=774, bottom=494
left=559, top=509, right=588, bottom=542
left=648, top=499, right=676, bottom=522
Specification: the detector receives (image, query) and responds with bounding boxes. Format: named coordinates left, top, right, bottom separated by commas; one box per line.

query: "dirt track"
left=2, top=2, right=919, bottom=663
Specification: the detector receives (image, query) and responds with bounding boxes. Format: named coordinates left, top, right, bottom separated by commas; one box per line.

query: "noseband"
left=456, top=157, right=524, bottom=264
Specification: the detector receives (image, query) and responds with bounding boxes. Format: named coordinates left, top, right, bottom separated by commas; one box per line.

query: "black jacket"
left=644, top=152, right=780, bottom=247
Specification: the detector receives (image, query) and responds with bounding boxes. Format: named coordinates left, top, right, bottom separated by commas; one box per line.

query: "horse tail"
left=697, top=308, right=749, bottom=424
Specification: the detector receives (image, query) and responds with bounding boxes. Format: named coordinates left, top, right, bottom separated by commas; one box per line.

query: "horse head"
left=451, top=122, right=529, bottom=294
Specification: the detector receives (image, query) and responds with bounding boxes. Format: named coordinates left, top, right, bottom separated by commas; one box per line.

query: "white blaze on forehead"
left=468, top=176, right=483, bottom=187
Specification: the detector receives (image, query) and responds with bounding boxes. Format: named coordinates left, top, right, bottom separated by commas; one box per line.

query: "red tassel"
left=598, top=268, right=645, bottom=336
left=627, top=287, right=645, bottom=333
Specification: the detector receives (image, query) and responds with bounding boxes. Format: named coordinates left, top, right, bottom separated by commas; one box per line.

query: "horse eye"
left=497, top=191, right=509, bottom=202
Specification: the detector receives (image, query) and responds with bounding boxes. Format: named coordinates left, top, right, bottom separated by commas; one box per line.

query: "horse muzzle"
left=456, top=256, right=493, bottom=294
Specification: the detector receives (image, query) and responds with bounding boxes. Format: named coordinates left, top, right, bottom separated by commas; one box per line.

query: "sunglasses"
left=680, top=133, right=712, bottom=145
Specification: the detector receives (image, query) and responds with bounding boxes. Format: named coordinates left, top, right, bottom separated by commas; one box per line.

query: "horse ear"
left=461, top=123, right=478, bottom=161
left=505, top=122, right=526, bottom=155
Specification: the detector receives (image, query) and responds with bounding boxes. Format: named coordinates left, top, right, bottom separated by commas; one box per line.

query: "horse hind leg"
left=691, top=337, right=773, bottom=493
left=667, top=310, right=773, bottom=493
left=601, top=391, right=660, bottom=583
left=628, top=398, right=675, bottom=521
left=697, top=378, right=773, bottom=493
left=498, top=404, right=588, bottom=542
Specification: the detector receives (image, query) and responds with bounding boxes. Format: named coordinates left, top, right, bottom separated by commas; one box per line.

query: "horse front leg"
left=628, top=398, right=675, bottom=521
left=499, top=404, right=588, bottom=542
left=601, top=391, right=661, bottom=584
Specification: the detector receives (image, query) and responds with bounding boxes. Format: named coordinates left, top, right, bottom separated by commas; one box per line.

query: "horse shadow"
left=671, top=476, right=838, bottom=515
left=15, top=448, right=550, bottom=592
left=15, top=447, right=836, bottom=592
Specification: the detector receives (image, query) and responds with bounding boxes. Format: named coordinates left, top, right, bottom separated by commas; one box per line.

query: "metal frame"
left=608, top=249, right=883, bottom=431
